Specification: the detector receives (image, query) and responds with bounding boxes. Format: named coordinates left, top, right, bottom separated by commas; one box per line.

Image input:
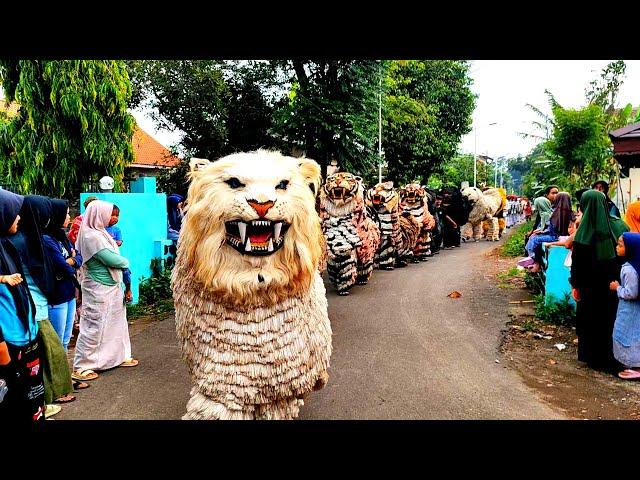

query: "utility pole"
left=378, top=62, right=383, bottom=185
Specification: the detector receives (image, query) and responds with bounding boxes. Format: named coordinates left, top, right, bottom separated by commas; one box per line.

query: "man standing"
left=592, top=180, right=621, bottom=218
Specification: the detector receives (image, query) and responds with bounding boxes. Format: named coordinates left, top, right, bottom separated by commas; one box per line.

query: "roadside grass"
left=500, top=220, right=534, bottom=257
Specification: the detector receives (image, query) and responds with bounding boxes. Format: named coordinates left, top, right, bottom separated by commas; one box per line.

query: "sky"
left=458, top=60, right=640, bottom=159
left=135, top=60, right=640, bottom=160
left=4, top=61, right=640, bottom=160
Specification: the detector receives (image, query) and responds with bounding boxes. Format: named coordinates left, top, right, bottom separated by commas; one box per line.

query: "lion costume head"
left=177, top=150, right=323, bottom=309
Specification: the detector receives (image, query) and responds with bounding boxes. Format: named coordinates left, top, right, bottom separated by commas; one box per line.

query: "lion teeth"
left=268, top=239, right=274, bottom=252
left=245, top=238, right=252, bottom=252
left=238, top=222, right=247, bottom=243
left=273, top=222, right=282, bottom=241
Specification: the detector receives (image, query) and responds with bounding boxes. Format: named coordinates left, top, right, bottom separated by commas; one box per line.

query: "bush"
left=534, top=293, right=576, bottom=327
left=524, top=270, right=544, bottom=295
left=139, top=258, right=173, bottom=306
left=500, top=220, right=534, bottom=257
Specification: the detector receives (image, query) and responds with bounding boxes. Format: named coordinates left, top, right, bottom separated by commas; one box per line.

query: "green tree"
left=383, top=60, right=475, bottom=185
left=0, top=60, right=136, bottom=196
left=271, top=60, right=381, bottom=179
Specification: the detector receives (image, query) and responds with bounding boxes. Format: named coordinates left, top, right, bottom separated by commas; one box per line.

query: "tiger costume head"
left=322, top=172, right=363, bottom=207
left=399, top=183, right=426, bottom=208
left=365, top=181, right=399, bottom=213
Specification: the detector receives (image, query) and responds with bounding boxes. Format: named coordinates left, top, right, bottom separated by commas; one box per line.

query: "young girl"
left=609, top=232, right=640, bottom=380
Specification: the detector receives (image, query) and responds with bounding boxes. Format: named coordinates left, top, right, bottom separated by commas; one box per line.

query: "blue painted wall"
left=79, top=177, right=172, bottom=304
left=543, top=245, right=575, bottom=307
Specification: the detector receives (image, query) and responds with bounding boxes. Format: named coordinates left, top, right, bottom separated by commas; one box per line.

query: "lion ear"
left=189, top=157, right=211, bottom=173
left=298, top=157, right=321, bottom=197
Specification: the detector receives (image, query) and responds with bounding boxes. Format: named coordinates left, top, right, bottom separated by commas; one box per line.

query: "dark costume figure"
left=570, top=190, right=629, bottom=373
left=440, top=187, right=468, bottom=248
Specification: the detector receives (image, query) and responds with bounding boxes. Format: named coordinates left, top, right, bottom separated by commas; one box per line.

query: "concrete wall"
left=542, top=244, right=575, bottom=307
left=80, top=177, right=172, bottom=304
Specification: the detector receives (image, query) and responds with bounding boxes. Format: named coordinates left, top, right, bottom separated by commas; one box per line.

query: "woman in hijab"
left=10, top=195, right=76, bottom=409
left=72, top=200, right=138, bottom=382
left=625, top=200, right=640, bottom=233
left=570, top=190, right=630, bottom=373
left=43, top=199, right=83, bottom=353
left=0, top=189, right=45, bottom=423
left=609, top=232, right=640, bottom=379
left=522, top=192, right=574, bottom=271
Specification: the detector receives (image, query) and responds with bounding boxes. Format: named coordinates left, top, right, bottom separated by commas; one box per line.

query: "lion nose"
left=247, top=199, right=275, bottom=218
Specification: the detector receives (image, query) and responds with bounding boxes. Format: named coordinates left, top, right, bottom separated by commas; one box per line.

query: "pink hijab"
left=76, top=200, right=123, bottom=282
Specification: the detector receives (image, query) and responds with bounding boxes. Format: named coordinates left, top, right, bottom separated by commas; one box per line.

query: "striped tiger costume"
left=366, top=181, right=420, bottom=269
left=399, top=183, right=436, bottom=262
left=320, top=173, right=381, bottom=295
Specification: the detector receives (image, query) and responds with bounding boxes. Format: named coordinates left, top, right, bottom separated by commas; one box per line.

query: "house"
left=610, top=121, right=640, bottom=206
left=2, top=97, right=180, bottom=178
left=129, top=126, right=181, bottom=178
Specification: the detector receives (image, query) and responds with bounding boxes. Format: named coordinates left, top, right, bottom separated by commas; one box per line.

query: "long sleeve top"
left=86, top=248, right=130, bottom=286
left=42, top=234, right=83, bottom=305
left=617, top=264, right=639, bottom=301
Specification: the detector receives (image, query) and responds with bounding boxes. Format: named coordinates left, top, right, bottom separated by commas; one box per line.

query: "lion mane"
left=172, top=150, right=332, bottom=420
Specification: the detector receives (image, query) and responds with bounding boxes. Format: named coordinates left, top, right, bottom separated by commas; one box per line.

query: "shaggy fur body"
left=400, top=184, right=436, bottom=261
left=173, top=151, right=332, bottom=420
left=366, top=182, right=419, bottom=268
left=174, top=271, right=331, bottom=420
left=320, top=173, right=381, bottom=294
left=460, top=187, right=506, bottom=242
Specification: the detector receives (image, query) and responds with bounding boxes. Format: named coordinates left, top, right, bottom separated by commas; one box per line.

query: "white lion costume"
left=173, top=151, right=332, bottom=420
left=460, top=187, right=506, bottom=242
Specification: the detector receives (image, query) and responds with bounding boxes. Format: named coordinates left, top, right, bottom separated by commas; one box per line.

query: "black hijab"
left=0, top=189, right=35, bottom=330
left=167, top=194, right=184, bottom=231
left=45, top=199, right=73, bottom=250
left=12, top=195, right=55, bottom=301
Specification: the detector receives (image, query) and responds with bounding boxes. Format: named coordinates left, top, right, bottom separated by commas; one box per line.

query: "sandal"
left=618, top=369, right=640, bottom=380
left=54, top=394, right=76, bottom=404
left=119, top=358, right=139, bottom=368
left=72, top=380, right=90, bottom=390
left=72, top=369, right=99, bottom=381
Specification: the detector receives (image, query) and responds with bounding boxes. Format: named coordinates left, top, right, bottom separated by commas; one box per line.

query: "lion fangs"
left=273, top=222, right=282, bottom=241
left=268, top=239, right=274, bottom=252
left=245, top=238, right=252, bottom=252
left=238, top=222, right=247, bottom=244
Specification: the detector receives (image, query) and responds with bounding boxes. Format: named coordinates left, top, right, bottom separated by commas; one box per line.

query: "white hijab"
left=76, top=200, right=123, bottom=283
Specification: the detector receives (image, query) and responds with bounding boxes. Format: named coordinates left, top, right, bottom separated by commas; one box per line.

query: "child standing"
left=609, top=232, right=640, bottom=380
left=105, top=205, right=132, bottom=304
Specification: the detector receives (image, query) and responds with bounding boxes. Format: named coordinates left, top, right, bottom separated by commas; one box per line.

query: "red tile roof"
left=131, top=127, right=180, bottom=168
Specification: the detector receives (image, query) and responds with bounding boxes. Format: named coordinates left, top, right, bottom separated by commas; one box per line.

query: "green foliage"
left=497, top=266, right=524, bottom=289
left=524, top=270, right=544, bottom=295
left=519, top=61, right=639, bottom=197
left=500, top=220, right=534, bottom=257
left=534, top=293, right=576, bottom=327
left=383, top=60, right=475, bottom=185
left=138, top=258, right=173, bottom=306
left=272, top=60, right=381, bottom=178
left=0, top=60, right=135, bottom=197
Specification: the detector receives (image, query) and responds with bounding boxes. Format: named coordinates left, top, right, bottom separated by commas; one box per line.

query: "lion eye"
left=225, top=177, right=245, bottom=189
left=276, top=179, right=289, bottom=190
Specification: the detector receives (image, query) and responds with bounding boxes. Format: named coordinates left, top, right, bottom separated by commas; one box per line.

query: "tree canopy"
left=0, top=60, right=135, bottom=197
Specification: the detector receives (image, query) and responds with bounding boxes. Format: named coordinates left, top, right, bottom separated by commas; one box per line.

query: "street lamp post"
left=473, top=122, right=497, bottom=188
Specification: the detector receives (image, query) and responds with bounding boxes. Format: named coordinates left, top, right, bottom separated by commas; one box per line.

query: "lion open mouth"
left=225, top=220, right=290, bottom=256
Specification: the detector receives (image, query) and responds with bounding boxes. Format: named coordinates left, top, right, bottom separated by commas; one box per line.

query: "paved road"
left=58, top=238, right=564, bottom=420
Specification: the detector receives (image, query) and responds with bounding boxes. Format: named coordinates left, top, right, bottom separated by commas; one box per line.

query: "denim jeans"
left=48, top=298, right=76, bottom=351
left=526, top=234, right=558, bottom=263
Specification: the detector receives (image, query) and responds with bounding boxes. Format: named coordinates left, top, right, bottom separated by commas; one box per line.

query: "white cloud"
left=459, top=60, right=640, bottom=159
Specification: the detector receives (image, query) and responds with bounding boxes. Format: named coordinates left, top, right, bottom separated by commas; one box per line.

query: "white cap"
left=99, top=176, right=114, bottom=190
